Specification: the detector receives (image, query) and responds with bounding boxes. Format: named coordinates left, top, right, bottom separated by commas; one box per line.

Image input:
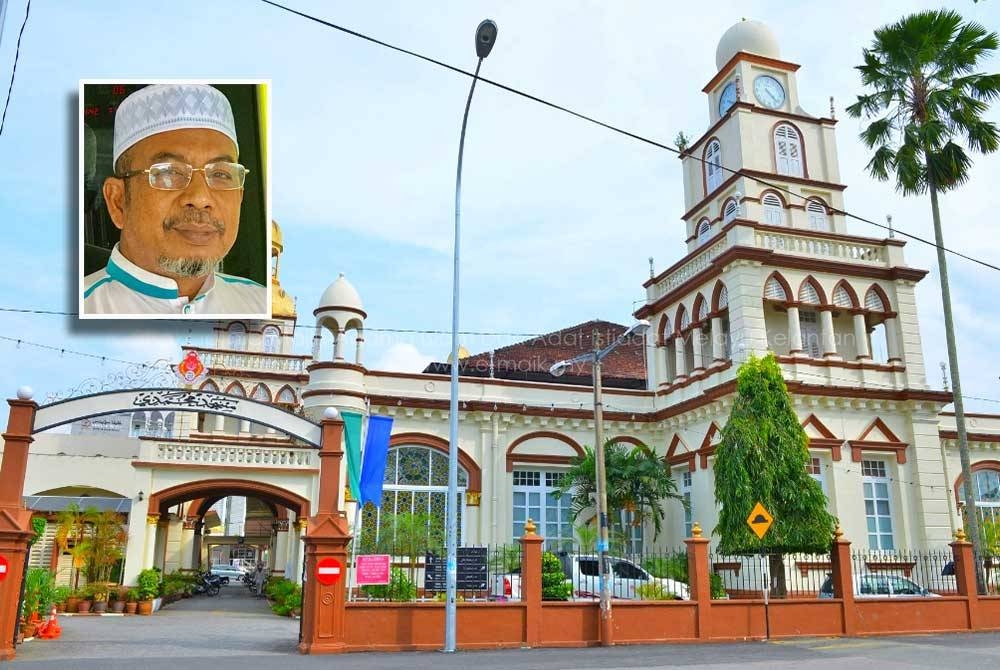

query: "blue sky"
left=0, top=0, right=998, bottom=424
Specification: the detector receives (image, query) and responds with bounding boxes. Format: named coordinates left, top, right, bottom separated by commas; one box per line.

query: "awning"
left=22, top=496, right=133, bottom=513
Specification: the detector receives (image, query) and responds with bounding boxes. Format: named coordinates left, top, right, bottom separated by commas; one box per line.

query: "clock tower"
left=678, top=19, right=844, bottom=254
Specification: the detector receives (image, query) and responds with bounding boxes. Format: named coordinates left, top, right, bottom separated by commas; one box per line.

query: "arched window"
left=697, top=219, right=712, bottom=244
left=228, top=323, right=247, bottom=351
left=251, top=384, right=271, bottom=402
left=807, top=199, right=830, bottom=231
left=696, top=298, right=708, bottom=323
left=705, top=140, right=723, bottom=193
left=678, top=306, right=690, bottom=331
left=798, top=281, right=821, bottom=304
left=225, top=383, right=246, bottom=397
left=774, top=123, right=803, bottom=177
left=276, top=387, right=296, bottom=404
left=833, top=285, right=854, bottom=308
left=764, top=277, right=788, bottom=301
left=723, top=198, right=739, bottom=223
left=762, top=192, right=785, bottom=226
left=201, top=380, right=219, bottom=392
left=262, top=326, right=280, bottom=354
left=865, top=288, right=887, bottom=312
left=717, top=285, right=729, bottom=310
left=359, top=445, right=470, bottom=549
left=974, top=469, right=1000, bottom=526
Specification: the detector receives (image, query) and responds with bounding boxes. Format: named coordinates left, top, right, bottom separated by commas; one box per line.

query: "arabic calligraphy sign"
left=132, top=390, right=239, bottom=413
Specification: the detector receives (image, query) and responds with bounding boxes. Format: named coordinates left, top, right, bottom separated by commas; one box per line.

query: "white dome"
left=318, top=273, right=364, bottom=313
left=716, top=19, right=780, bottom=70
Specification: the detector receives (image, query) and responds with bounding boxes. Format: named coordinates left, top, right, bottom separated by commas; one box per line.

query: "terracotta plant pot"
left=125, top=602, right=138, bottom=614
left=56, top=602, right=66, bottom=613
left=92, top=600, right=108, bottom=614
left=65, top=597, right=80, bottom=613
left=20, top=622, right=37, bottom=639
left=137, top=600, right=153, bottom=615
left=111, top=600, right=126, bottom=614
left=77, top=600, right=92, bottom=614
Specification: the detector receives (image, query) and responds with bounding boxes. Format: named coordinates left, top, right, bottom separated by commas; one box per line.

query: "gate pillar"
left=0, top=393, right=38, bottom=661
left=298, top=409, right=351, bottom=655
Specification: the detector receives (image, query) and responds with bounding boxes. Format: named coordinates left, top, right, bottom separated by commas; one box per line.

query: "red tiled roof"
left=423, top=320, right=647, bottom=387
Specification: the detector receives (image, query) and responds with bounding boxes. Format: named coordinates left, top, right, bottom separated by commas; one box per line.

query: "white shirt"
left=83, top=245, right=268, bottom=317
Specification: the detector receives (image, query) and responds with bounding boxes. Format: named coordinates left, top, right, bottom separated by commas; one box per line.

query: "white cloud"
left=372, top=343, right=436, bottom=373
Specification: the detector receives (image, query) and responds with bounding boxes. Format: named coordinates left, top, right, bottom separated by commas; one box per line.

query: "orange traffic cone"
left=36, top=606, right=61, bottom=639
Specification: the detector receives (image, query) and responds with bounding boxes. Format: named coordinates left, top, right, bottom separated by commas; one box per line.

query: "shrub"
left=136, top=568, right=161, bottom=600
left=362, top=568, right=416, bottom=602
left=541, top=551, right=571, bottom=601
left=710, top=573, right=727, bottom=599
left=126, top=589, right=139, bottom=602
left=643, top=552, right=688, bottom=583
left=22, top=569, right=55, bottom=619
left=636, top=582, right=680, bottom=600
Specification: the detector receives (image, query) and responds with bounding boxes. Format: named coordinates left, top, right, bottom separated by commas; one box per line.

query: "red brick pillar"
left=0, top=396, right=38, bottom=661
left=951, top=529, right=979, bottom=630
left=685, top=522, right=711, bottom=639
left=829, top=526, right=856, bottom=636
left=519, top=519, right=543, bottom=647
left=298, top=410, right=352, bottom=655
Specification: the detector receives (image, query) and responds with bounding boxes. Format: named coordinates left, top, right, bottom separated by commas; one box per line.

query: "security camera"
left=475, top=19, right=498, bottom=59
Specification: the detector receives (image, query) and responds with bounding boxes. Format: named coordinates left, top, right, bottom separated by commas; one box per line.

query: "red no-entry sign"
left=316, top=557, right=343, bottom=586
left=0, top=556, right=8, bottom=581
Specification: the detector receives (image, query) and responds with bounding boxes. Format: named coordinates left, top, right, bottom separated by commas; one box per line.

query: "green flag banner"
left=341, top=411, right=363, bottom=499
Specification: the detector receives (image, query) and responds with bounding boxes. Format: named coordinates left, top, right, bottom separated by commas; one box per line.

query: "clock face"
left=754, top=75, right=785, bottom=109
left=718, top=82, right=738, bottom=117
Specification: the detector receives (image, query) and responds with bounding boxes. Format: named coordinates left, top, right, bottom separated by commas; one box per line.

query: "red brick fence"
left=332, top=526, right=999, bottom=652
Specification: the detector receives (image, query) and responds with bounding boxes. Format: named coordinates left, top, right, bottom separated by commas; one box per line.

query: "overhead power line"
left=0, top=0, right=29, bottom=138
left=259, top=0, right=1000, bottom=274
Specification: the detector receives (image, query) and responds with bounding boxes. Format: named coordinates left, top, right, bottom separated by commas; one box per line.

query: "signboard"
left=0, top=556, right=8, bottom=581
left=356, top=554, right=391, bottom=586
left=424, top=548, right=488, bottom=591
left=33, top=389, right=322, bottom=446
left=316, top=557, right=343, bottom=586
left=747, top=501, right=774, bottom=540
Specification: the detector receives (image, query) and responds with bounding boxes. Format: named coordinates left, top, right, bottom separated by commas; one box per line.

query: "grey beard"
left=157, top=256, right=221, bottom=278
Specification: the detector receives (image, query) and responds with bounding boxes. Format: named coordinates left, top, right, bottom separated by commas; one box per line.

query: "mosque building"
left=15, top=20, right=1000, bottom=589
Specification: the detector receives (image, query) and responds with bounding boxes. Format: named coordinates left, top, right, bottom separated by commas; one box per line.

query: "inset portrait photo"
left=80, top=80, right=271, bottom=319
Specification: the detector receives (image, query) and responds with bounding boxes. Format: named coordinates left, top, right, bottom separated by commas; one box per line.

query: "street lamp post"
left=549, top=320, right=650, bottom=646
left=445, top=18, right=497, bottom=654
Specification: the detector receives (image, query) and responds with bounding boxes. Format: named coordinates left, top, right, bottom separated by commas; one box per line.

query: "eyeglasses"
left=117, top=161, right=250, bottom=191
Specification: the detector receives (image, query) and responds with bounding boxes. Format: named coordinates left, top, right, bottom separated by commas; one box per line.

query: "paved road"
left=8, top=586, right=1000, bottom=669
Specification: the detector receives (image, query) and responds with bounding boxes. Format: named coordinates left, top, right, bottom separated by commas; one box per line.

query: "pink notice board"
left=356, top=554, right=391, bottom=585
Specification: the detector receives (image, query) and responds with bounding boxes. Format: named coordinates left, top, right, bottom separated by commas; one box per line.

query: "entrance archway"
left=0, top=388, right=348, bottom=660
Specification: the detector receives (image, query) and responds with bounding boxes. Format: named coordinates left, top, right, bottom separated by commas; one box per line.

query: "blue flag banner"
left=340, top=411, right=363, bottom=501
left=358, top=415, right=394, bottom=507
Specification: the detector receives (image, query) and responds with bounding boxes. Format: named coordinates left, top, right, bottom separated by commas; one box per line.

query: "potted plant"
left=65, top=588, right=82, bottom=613
left=89, top=583, right=109, bottom=614
left=110, top=586, right=127, bottom=614
left=136, top=568, right=160, bottom=615
left=53, top=586, right=72, bottom=613
left=77, top=591, right=92, bottom=614
left=125, top=589, right=139, bottom=615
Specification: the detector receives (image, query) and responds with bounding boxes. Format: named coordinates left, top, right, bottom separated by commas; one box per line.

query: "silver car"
left=210, top=565, right=246, bottom=583
left=819, top=573, right=940, bottom=598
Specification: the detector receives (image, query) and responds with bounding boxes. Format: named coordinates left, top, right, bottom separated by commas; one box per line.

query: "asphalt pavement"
left=7, top=586, right=1000, bottom=669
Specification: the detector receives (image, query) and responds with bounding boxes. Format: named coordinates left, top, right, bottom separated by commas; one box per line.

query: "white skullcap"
left=112, top=84, right=239, bottom=167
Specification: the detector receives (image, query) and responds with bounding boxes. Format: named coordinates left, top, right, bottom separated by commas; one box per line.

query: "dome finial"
left=716, top=19, right=780, bottom=71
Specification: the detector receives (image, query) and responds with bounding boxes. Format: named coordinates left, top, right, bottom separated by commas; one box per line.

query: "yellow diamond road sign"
left=747, top=502, right=774, bottom=540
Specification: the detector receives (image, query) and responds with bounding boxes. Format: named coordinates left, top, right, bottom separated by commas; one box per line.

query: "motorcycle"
left=192, top=572, right=223, bottom=597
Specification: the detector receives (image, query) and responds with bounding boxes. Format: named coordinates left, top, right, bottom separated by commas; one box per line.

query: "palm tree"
left=846, top=9, right=1000, bottom=593
left=555, top=440, right=685, bottom=547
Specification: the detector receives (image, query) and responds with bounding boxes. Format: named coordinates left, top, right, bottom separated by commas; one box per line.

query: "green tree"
left=358, top=510, right=445, bottom=588
left=846, top=9, right=1000, bottom=592
left=555, top=440, right=685, bottom=546
left=54, top=505, right=127, bottom=589
left=713, top=355, right=835, bottom=596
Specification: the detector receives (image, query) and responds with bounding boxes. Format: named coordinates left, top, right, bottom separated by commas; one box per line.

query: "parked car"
left=492, top=553, right=689, bottom=601
left=210, top=564, right=247, bottom=584
left=818, top=573, right=941, bottom=598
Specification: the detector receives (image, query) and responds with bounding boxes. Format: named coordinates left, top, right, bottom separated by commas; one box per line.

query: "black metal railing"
left=849, top=548, right=956, bottom=596
left=707, top=550, right=832, bottom=599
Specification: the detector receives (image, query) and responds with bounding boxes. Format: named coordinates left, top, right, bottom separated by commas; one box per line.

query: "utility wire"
left=0, top=0, right=29, bottom=138
left=259, top=0, right=1000, bottom=274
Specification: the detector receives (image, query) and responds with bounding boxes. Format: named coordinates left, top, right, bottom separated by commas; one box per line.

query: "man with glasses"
left=83, top=84, right=267, bottom=316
